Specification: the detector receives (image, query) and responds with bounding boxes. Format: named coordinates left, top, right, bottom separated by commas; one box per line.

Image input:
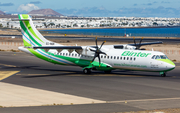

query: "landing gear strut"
left=83, top=68, right=91, bottom=74
left=160, top=72, right=166, bottom=77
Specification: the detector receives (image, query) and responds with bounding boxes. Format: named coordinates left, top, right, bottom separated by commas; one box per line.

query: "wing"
left=113, top=41, right=163, bottom=49
left=127, top=41, right=163, bottom=46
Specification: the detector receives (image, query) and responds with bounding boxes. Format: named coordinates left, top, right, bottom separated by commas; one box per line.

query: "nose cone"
left=165, top=59, right=175, bottom=71
left=157, top=59, right=175, bottom=71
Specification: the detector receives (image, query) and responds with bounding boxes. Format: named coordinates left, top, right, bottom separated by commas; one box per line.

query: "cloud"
left=30, top=1, right=41, bottom=4
left=0, top=2, right=14, bottom=6
left=133, top=4, right=137, bottom=6
left=161, top=1, right=170, bottom=3
left=143, top=1, right=157, bottom=6
left=17, top=4, right=40, bottom=12
left=143, top=3, right=153, bottom=6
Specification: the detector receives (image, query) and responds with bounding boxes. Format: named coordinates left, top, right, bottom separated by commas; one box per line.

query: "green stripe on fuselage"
left=28, top=49, right=65, bottom=65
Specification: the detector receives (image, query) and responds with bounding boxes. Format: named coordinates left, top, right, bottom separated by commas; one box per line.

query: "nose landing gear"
left=160, top=72, right=166, bottom=77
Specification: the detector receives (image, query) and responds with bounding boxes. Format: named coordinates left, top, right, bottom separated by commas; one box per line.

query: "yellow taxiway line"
left=0, top=71, right=19, bottom=81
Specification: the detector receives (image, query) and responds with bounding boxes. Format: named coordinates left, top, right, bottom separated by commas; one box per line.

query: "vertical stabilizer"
left=18, top=14, right=60, bottom=47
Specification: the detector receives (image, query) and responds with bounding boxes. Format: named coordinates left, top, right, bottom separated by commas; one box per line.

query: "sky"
left=0, top=0, right=180, bottom=17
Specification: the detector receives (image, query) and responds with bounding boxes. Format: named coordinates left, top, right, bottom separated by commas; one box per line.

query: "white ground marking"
left=0, top=82, right=105, bottom=107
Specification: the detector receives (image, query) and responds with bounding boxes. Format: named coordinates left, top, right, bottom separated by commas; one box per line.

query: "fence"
left=0, top=42, right=23, bottom=46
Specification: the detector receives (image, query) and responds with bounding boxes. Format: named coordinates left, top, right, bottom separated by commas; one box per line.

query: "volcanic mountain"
left=28, top=9, right=63, bottom=16
left=0, top=10, right=5, bottom=15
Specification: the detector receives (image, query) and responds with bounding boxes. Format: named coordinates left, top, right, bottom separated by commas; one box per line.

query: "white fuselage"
left=47, top=47, right=175, bottom=72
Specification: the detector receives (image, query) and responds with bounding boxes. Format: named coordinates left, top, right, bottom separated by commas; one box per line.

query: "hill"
left=28, top=9, right=63, bottom=16
left=0, top=10, right=5, bottom=15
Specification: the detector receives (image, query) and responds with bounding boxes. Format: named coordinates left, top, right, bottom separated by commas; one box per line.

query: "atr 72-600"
left=17, top=14, right=175, bottom=77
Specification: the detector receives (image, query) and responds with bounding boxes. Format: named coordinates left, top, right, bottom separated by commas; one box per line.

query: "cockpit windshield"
left=152, top=55, right=168, bottom=59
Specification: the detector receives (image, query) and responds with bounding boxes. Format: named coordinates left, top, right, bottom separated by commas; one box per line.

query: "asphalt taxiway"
left=0, top=51, right=180, bottom=113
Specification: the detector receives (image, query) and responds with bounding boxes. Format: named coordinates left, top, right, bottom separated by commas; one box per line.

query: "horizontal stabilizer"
left=12, top=19, right=30, bottom=21
left=12, top=19, right=45, bottom=21
left=33, top=46, right=82, bottom=49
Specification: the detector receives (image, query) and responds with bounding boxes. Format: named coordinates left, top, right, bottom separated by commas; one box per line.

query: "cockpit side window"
left=155, top=55, right=160, bottom=59
left=160, top=55, right=167, bottom=59
left=152, top=55, right=156, bottom=59
left=165, top=55, right=169, bottom=59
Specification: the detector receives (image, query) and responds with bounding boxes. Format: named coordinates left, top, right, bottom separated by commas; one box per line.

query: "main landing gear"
left=83, top=68, right=91, bottom=74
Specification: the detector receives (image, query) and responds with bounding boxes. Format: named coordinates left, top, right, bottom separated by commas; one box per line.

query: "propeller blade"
left=138, top=37, right=143, bottom=49
left=101, top=51, right=107, bottom=55
left=95, top=37, right=98, bottom=48
left=99, top=41, right=106, bottom=49
left=98, top=55, right=101, bottom=66
left=89, top=48, right=96, bottom=52
left=91, top=54, right=97, bottom=63
left=139, top=37, right=143, bottom=45
left=90, top=37, right=106, bottom=66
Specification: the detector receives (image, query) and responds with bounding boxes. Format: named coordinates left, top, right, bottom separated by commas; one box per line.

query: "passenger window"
left=60, top=53, right=62, bottom=55
left=130, top=57, right=132, bottom=60
left=134, top=58, right=136, bottom=61
left=66, top=53, right=68, bottom=56
left=101, top=55, right=103, bottom=58
left=120, top=57, right=122, bottom=60
left=124, top=57, right=126, bottom=60
left=72, top=54, right=74, bottom=56
left=104, top=56, right=106, bottom=59
left=107, top=56, right=109, bottom=59
left=114, top=56, right=116, bottom=59
left=75, top=54, right=77, bottom=57
left=152, top=55, right=155, bottom=59
left=63, top=53, right=65, bottom=56
left=155, top=55, right=160, bottom=59
left=127, top=57, right=129, bottom=60
left=111, top=56, right=113, bottom=59
left=117, top=56, right=119, bottom=59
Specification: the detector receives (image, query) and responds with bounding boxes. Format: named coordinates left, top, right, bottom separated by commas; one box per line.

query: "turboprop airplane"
left=17, top=14, right=175, bottom=77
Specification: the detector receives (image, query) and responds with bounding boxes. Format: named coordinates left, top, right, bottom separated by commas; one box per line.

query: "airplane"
left=17, top=14, right=175, bottom=77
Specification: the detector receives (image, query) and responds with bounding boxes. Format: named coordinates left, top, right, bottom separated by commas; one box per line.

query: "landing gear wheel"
left=161, top=73, right=166, bottom=77
left=83, top=68, right=91, bottom=74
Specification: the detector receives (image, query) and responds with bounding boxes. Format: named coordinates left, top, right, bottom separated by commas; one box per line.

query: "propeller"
left=133, top=37, right=143, bottom=50
left=89, top=37, right=107, bottom=66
